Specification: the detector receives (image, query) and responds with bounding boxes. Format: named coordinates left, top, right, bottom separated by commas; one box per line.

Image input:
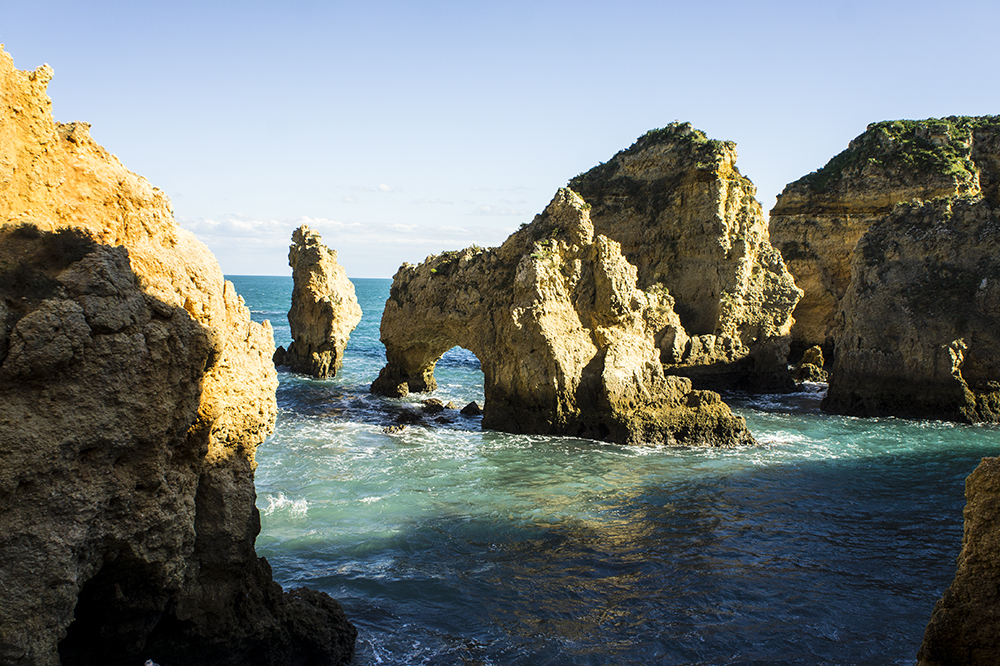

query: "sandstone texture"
left=918, top=457, right=1000, bottom=665
left=371, top=188, right=755, bottom=447
left=273, top=225, right=361, bottom=378
left=822, top=197, right=1000, bottom=422
left=771, top=117, right=1000, bottom=355
left=569, top=123, right=802, bottom=391
left=0, top=48, right=355, bottom=666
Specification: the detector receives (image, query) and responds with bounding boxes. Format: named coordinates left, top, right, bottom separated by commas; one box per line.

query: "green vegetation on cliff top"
left=569, top=122, right=734, bottom=188
left=793, top=116, right=1000, bottom=194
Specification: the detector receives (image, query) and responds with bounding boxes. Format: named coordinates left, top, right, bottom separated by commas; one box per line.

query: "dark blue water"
left=229, top=275, right=999, bottom=665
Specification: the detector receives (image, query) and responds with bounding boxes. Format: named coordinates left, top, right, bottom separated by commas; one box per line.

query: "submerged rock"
left=0, top=48, right=355, bottom=666
left=771, top=116, right=1000, bottom=356
left=822, top=197, right=1000, bottom=422
left=569, top=123, right=802, bottom=391
left=371, top=188, right=755, bottom=448
left=274, top=225, right=362, bottom=378
left=918, top=457, right=1000, bottom=665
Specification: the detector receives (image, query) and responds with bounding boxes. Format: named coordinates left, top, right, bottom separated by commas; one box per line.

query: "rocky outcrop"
left=0, top=47, right=355, bottom=666
left=918, top=457, right=1000, bottom=665
left=569, top=123, right=802, bottom=391
left=792, top=345, right=827, bottom=383
left=273, top=225, right=361, bottom=378
left=822, top=197, right=1000, bottom=422
left=371, top=188, right=755, bottom=448
left=771, top=117, right=1000, bottom=355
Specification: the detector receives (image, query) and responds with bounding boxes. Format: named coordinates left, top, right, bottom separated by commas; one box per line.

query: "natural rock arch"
left=372, top=189, right=754, bottom=447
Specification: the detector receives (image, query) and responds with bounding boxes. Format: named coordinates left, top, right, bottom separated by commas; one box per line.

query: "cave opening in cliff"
left=58, top=546, right=169, bottom=666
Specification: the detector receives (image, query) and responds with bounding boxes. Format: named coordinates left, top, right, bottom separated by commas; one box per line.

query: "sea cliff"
left=0, top=48, right=355, bottom=665
left=570, top=123, right=802, bottom=391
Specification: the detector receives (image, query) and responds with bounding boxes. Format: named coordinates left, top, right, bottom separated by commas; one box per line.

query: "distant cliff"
left=822, top=197, right=1000, bottom=422
left=372, top=188, right=755, bottom=448
left=0, top=47, right=355, bottom=665
left=770, top=116, right=1000, bottom=355
left=274, top=225, right=361, bottom=378
left=570, top=123, right=802, bottom=391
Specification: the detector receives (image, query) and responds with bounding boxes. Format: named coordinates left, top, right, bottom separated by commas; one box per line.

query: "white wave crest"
left=262, top=492, right=308, bottom=518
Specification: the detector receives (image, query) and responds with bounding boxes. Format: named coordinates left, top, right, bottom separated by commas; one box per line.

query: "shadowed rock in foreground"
left=273, top=225, right=362, bottom=378
left=371, top=188, right=755, bottom=447
left=918, top=457, right=1000, bottom=665
left=570, top=123, right=802, bottom=391
left=0, top=47, right=355, bottom=666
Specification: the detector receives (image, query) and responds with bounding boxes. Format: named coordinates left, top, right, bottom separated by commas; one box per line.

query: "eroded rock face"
left=274, top=225, right=362, bottom=378
left=822, top=197, right=1000, bottom=422
left=917, top=457, right=1000, bottom=665
left=569, top=123, right=802, bottom=391
left=371, top=188, right=755, bottom=447
left=770, top=117, right=1000, bottom=355
left=0, top=48, right=355, bottom=666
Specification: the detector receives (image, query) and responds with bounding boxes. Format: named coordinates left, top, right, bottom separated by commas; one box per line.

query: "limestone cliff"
left=822, top=197, right=1000, bottom=422
left=371, top=188, right=755, bottom=448
left=770, top=116, right=1000, bottom=354
left=918, top=457, right=1000, bottom=665
left=569, top=123, right=802, bottom=391
left=0, top=47, right=355, bottom=665
left=274, top=225, right=362, bottom=378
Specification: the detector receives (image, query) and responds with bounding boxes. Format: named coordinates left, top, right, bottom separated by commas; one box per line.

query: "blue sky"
left=3, top=0, right=998, bottom=277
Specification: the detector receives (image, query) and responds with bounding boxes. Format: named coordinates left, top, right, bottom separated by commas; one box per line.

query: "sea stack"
left=371, top=188, right=755, bottom=448
left=821, top=196, right=1000, bottom=422
left=767, top=116, right=1000, bottom=422
left=0, top=48, right=356, bottom=665
left=569, top=123, right=802, bottom=391
left=770, top=116, right=1000, bottom=357
left=274, top=225, right=361, bottom=378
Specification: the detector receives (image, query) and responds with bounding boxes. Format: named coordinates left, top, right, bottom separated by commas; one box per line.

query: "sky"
left=2, top=0, right=999, bottom=278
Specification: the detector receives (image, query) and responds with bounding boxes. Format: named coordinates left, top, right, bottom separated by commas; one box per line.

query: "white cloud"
left=388, top=223, right=418, bottom=232
left=410, top=198, right=454, bottom=205
left=343, top=195, right=357, bottom=203
left=470, top=205, right=531, bottom=216
left=378, top=183, right=391, bottom=192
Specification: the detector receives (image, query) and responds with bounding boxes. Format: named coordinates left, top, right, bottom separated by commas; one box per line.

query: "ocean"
left=230, top=275, right=999, bottom=666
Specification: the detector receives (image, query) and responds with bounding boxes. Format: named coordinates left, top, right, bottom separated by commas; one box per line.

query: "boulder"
left=821, top=197, right=1000, bottom=422
left=371, top=188, right=755, bottom=447
left=917, top=457, right=1000, bottom=665
left=0, top=47, right=355, bottom=666
left=275, top=225, right=361, bottom=378
left=569, top=122, right=802, bottom=391
left=770, top=116, right=1000, bottom=356
left=792, top=345, right=828, bottom=382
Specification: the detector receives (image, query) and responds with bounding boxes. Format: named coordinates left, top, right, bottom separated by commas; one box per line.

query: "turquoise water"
left=230, top=275, right=999, bottom=665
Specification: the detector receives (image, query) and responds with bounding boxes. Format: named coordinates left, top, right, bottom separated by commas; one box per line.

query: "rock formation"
left=770, top=116, right=1000, bottom=356
left=569, top=122, right=802, bottom=391
left=273, top=225, right=361, bottom=378
left=0, top=47, right=355, bottom=666
left=917, top=457, right=1000, bottom=665
left=821, top=196, right=1000, bottom=422
left=791, top=345, right=827, bottom=383
left=371, top=188, right=755, bottom=448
